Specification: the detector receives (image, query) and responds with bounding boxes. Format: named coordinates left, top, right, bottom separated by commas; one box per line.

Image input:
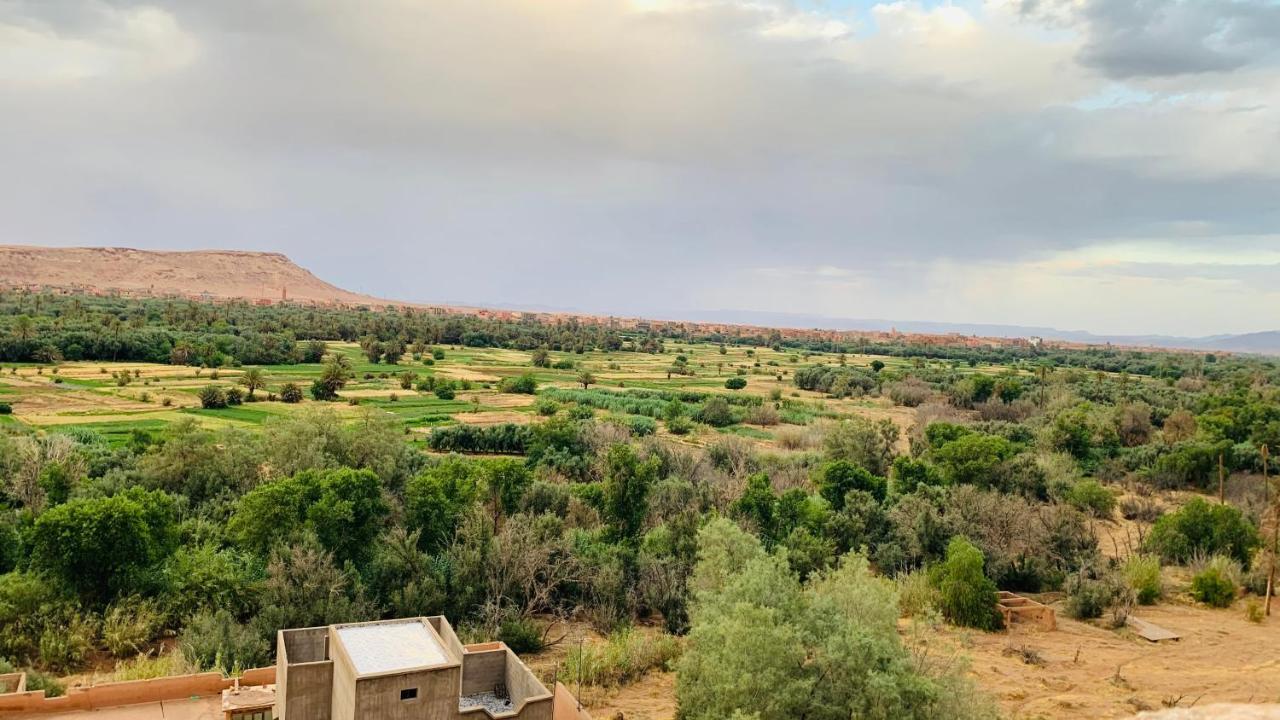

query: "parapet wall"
left=0, top=666, right=275, bottom=715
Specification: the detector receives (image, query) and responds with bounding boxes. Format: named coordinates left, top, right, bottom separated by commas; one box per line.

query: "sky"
left=2, top=0, right=1279, bottom=337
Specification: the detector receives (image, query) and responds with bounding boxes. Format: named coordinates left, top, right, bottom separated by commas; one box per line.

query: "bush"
left=279, top=382, right=303, bottom=404
left=724, top=377, right=747, bottom=390
left=896, top=569, right=939, bottom=618
left=1066, top=480, right=1116, bottom=518
left=435, top=385, right=456, bottom=400
left=666, top=415, right=693, bottom=435
left=624, top=415, right=658, bottom=437
left=744, top=404, right=780, bottom=426
left=499, top=374, right=539, bottom=394
left=102, top=598, right=163, bottom=656
left=1144, top=498, right=1260, bottom=567
left=1245, top=599, right=1265, bottom=623
left=695, top=397, right=737, bottom=427
left=563, top=628, right=680, bottom=688
left=38, top=614, right=97, bottom=672
left=1122, top=555, right=1163, bottom=605
left=1063, top=574, right=1116, bottom=620
left=497, top=617, right=545, bottom=654
left=179, top=609, right=269, bottom=674
left=929, top=537, right=1002, bottom=631
left=1190, top=566, right=1236, bottom=608
left=0, top=402, right=11, bottom=414
left=223, top=387, right=244, bottom=406
left=22, top=668, right=64, bottom=697
left=534, top=398, right=560, bottom=416
left=198, top=385, right=227, bottom=409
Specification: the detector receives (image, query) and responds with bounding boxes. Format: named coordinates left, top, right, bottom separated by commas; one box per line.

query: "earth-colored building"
left=276, top=616, right=554, bottom=720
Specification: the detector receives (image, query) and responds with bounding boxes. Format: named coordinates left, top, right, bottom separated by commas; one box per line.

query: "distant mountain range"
left=3, top=245, right=1277, bottom=355
left=655, top=310, right=1280, bottom=355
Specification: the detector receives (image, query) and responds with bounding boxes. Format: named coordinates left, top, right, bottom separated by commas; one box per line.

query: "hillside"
left=0, top=245, right=384, bottom=306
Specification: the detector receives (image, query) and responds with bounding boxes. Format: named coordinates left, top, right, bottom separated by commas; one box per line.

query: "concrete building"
left=276, top=616, right=554, bottom=720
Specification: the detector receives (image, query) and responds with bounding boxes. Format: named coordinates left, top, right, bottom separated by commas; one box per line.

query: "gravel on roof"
left=460, top=691, right=513, bottom=715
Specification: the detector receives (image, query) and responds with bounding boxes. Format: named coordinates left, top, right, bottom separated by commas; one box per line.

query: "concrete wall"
left=282, top=626, right=329, bottom=663
left=329, top=629, right=358, bottom=720
left=278, top=627, right=333, bottom=720
left=552, top=683, right=592, bottom=720
left=0, top=667, right=275, bottom=715
left=353, top=666, right=459, bottom=720
left=281, top=661, right=333, bottom=720
left=461, top=649, right=506, bottom=696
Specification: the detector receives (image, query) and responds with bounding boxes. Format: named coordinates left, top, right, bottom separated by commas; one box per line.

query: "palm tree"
left=577, top=370, right=596, bottom=390
left=13, top=315, right=33, bottom=341
left=239, top=368, right=267, bottom=399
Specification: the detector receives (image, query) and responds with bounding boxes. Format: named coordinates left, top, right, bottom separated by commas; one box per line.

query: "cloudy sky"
left=2, top=0, right=1279, bottom=336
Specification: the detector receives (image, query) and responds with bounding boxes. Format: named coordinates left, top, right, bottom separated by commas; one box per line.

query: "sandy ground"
left=957, top=601, right=1280, bottom=719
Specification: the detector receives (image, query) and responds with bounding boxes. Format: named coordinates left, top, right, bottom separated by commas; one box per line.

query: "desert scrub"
left=1063, top=573, right=1118, bottom=620
left=562, top=628, right=680, bottom=688
left=1065, top=479, right=1116, bottom=518
left=896, top=569, right=939, bottom=618
left=1188, top=555, right=1240, bottom=608
left=1122, top=555, right=1163, bottom=605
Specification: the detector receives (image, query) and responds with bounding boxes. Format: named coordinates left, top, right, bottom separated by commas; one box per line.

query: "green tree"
left=30, top=489, right=177, bottom=601
left=824, top=416, right=899, bottom=476
left=603, top=444, right=660, bottom=541
left=818, top=460, right=886, bottom=509
left=577, top=370, right=596, bottom=390
left=1144, top=498, right=1260, bottom=567
left=929, top=537, right=1002, bottom=631
left=238, top=368, right=267, bottom=399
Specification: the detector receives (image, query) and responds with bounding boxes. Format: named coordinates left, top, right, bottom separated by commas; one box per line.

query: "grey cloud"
left=1021, top=0, right=1280, bottom=79
left=0, top=0, right=1277, bottom=334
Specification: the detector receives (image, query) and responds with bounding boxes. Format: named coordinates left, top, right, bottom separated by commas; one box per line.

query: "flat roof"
left=335, top=620, right=449, bottom=675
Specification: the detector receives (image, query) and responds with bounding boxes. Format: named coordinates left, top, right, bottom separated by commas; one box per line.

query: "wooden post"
left=1266, top=444, right=1275, bottom=616
left=1219, top=453, right=1225, bottom=504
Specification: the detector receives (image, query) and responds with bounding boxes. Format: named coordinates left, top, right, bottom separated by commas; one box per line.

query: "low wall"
left=0, top=666, right=275, bottom=716
left=552, top=683, right=592, bottom=720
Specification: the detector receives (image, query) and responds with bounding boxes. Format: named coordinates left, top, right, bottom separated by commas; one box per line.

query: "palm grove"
left=0, top=291, right=1278, bottom=717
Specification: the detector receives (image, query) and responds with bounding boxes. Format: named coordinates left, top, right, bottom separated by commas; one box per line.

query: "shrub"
left=497, top=616, right=545, bottom=654
left=1190, top=566, right=1236, bottom=608
left=22, top=668, right=64, bottom=697
left=724, top=377, right=747, bottom=390
left=886, top=379, right=932, bottom=407
left=744, top=404, right=780, bottom=426
left=102, top=598, right=163, bottom=656
left=1119, top=496, right=1163, bottom=523
left=695, top=397, right=736, bottom=427
left=38, top=614, right=97, bottom=672
left=279, top=382, right=303, bottom=404
left=435, top=385, right=456, bottom=400
left=896, top=569, right=939, bottom=618
left=198, top=385, right=227, bottom=409
left=179, top=609, right=269, bottom=674
left=563, top=628, right=680, bottom=688
left=0, top=402, right=11, bottom=415
left=224, top=387, right=244, bottom=406
left=1066, top=480, right=1116, bottom=518
left=1245, top=599, right=1265, bottom=623
left=1122, top=555, right=1163, bottom=605
left=666, top=415, right=693, bottom=435
left=534, top=398, right=560, bottom=416
left=1144, top=498, right=1260, bottom=567
left=1063, top=574, right=1116, bottom=620
left=499, top=374, right=539, bottom=394
left=624, top=415, right=658, bottom=437
left=929, top=537, right=1002, bottom=630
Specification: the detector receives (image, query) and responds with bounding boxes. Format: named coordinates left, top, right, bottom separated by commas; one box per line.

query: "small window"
left=401, top=687, right=419, bottom=701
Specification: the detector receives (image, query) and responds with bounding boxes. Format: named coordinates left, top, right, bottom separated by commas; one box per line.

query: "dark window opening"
left=401, top=688, right=419, bottom=701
